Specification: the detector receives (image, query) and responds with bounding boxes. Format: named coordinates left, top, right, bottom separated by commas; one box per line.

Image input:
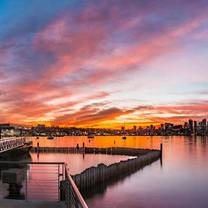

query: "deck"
left=0, top=200, right=65, bottom=208
left=0, top=138, right=26, bottom=154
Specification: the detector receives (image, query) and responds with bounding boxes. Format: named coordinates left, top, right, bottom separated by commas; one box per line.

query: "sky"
left=0, top=0, right=208, bottom=128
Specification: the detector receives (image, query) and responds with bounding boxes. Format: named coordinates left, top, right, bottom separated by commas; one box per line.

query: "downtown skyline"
left=0, top=0, right=208, bottom=128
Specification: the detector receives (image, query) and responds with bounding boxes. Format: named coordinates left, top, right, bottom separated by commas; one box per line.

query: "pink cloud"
left=1, top=1, right=208, bottom=126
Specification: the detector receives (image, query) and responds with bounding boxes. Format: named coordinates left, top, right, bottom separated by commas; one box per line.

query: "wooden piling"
left=160, top=143, right=163, bottom=157
left=72, top=150, right=161, bottom=192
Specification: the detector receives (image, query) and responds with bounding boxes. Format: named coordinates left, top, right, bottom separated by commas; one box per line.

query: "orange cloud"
left=1, top=1, right=208, bottom=127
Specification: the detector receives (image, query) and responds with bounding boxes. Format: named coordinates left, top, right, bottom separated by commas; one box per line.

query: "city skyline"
left=1, top=0, right=208, bottom=128
left=1, top=118, right=208, bottom=138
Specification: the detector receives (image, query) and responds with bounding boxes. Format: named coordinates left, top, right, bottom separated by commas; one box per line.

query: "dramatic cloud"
left=0, top=0, right=208, bottom=127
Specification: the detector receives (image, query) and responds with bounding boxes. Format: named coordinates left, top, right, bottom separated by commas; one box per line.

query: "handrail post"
left=0, top=161, right=88, bottom=208
left=65, top=165, right=88, bottom=208
left=26, top=166, right=28, bottom=201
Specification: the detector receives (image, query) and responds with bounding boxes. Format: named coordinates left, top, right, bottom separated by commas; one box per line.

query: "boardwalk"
left=0, top=199, right=65, bottom=208
left=0, top=138, right=26, bottom=154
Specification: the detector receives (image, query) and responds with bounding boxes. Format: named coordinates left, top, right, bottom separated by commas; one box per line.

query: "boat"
left=121, top=121, right=127, bottom=140
left=122, top=136, right=127, bottom=140
left=47, top=135, right=54, bottom=140
left=87, top=134, right=95, bottom=139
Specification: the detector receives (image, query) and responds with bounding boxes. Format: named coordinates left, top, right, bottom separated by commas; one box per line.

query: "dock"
left=32, top=146, right=162, bottom=198
left=0, top=200, right=65, bottom=208
left=0, top=138, right=26, bottom=154
left=0, top=142, right=162, bottom=208
left=71, top=148, right=161, bottom=194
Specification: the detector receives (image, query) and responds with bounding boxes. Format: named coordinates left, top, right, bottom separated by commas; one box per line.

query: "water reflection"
left=1, top=136, right=207, bottom=207
left=0, top=154, right=31, bottom=200
left=31, top=136, right=163, bottom=150
left=2, top=168, right=26, bottom=200
left=72, top=136, right=207, bottom=208
left=31, top=153, right=132, bottom=175
left=30, top=136, right=208, bottom=208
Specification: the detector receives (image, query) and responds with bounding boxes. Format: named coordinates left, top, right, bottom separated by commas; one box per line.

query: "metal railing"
left=0, top=161, right=88, bottom=208
left=62, top=165, right=88, bottom=208
left=0, top=137, right=26, bottom=153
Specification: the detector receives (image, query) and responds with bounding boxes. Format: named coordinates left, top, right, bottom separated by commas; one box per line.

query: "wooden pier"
left=71, top=148, right=161, bottom=193
left=31, top=146, right=162, bottom=156
left=32, top=146, right=162, bottom=197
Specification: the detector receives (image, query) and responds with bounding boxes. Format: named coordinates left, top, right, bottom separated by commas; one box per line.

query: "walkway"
left=0, top=200, right=65, bottom=208
left=0, top=138, right=26, bottom=154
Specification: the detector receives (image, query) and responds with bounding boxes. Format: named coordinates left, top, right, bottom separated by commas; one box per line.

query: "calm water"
left=30, top=136, right=208, bottom=208
left=1, top=136, right=208, bottom=207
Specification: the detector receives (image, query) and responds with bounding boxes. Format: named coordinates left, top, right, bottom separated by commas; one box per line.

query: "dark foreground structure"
left=0, top=137, right=32, bottom=160
left=1, top=146, right=161, bottom=208
left=32, top=146, right=162, bottom=206
left=71, top=148, right=161, bottom=196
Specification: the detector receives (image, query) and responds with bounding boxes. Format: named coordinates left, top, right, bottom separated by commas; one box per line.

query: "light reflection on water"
left=1, top=136, right=207, bottom=207
left=32, top=136, right=162, bottom=150
left=31, top=153, right=132, bottom=175
left=32, top=136, right=208, bottom=208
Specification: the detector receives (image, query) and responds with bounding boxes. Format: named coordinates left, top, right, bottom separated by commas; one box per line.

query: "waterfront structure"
left=0, top=124, right=30, bottom=137
left=0, top=144, right=161, bottom=207
left=0, top=137, right=31, bottom=159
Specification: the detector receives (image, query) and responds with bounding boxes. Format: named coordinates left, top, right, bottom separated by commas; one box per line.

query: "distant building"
left=188, top=119, right=193, bottom=133
left=165, top=123, right=173, bottom=130
left=36, top=124, right=46, bottom=129
left=0, top=123, right=20, bottom=137
left=201, top=119, right=207, bottom=135
left=194, top=121, right=197, bottom=135
left=0, top=123, right=13, bottom=128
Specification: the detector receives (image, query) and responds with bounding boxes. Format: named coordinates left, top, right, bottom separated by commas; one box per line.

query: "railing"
left=62, top=165, right=88, bottom=208
left=0, top=161, right=88, bottom=208
left=0, top=137, right=26, bottom=153
left=26, top=162, right=65, bottom=201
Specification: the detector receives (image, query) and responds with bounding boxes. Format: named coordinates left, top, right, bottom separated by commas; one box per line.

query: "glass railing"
left=0, top=161, right=88, bottom=208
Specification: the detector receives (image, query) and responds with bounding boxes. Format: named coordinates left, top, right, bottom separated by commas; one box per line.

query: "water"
left=31, top=136, right=134, bottom=175
left=1, top=136, right=208, bottom=207
left=76, top=136, right=207, bottom=208
left=31, top=136, right=208, bottom=207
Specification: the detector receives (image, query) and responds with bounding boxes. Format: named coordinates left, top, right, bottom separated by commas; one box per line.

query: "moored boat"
left=47, top=135, right=54, bottom=140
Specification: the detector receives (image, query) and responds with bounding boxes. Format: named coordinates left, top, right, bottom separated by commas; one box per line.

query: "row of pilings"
left=32, top=146, right=162, bottom=156
left=32, top=146, right=162, bottom=196
left=71, top=148, right=161, bottom=194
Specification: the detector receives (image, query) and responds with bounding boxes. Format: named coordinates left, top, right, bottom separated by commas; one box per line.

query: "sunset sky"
left=0, top=0, right=208, bottom=128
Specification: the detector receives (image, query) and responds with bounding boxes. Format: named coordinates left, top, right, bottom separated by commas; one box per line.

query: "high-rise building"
left=194, top=121, right=197, bottom=135
left=184, top=122, right=189, bottom=129
left=188, top=119, right=193, bottom=133
left=202, top=119, right=207, bottom=135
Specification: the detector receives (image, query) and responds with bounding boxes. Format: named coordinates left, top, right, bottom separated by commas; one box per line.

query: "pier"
left=71, top=148, right=161, bottom=194
left=1, top=144, right=161, bottom=208
left=31, top=146, right=162, bottom=156
left=0, top=161, right=88, bottom=208
left=0, top=138, right=26, bottom=154
left=32, top=146, right=162, bottom=199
